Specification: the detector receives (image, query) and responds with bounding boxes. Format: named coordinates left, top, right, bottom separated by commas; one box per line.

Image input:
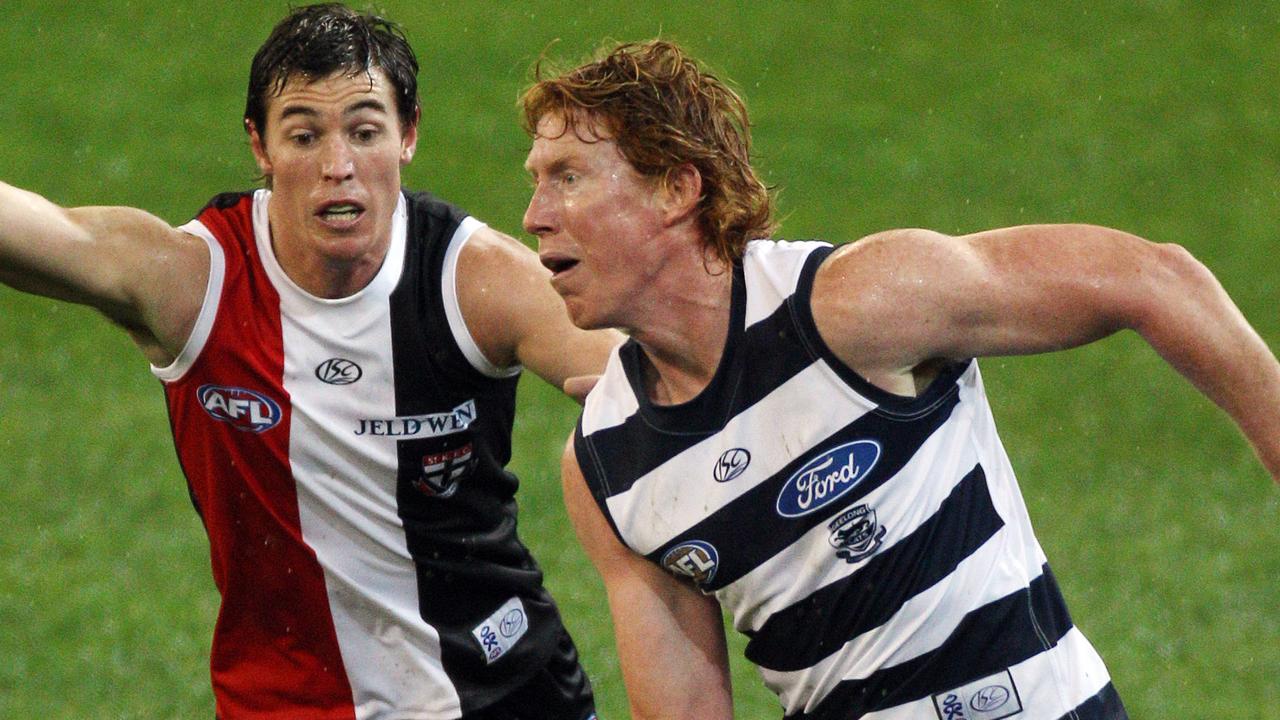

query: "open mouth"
left=317, top=202, right=365, bottom=224
left=540, top=255, right=579, bottom=275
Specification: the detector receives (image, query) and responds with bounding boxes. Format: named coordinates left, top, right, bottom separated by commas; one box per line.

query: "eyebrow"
left=526, top=157, right=571, bottom=178
left=278, top=98, right=391, bottom=122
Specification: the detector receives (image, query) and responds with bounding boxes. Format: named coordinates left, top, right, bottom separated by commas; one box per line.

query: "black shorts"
left=465, top=629, right=597, bottom=720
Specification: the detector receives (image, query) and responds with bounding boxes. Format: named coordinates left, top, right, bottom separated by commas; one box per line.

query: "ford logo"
left=776, top=440, right=881, bottom=517
left=970, top=685, right=1011, bottom=712
left=197, top=384, right=283, bottom=433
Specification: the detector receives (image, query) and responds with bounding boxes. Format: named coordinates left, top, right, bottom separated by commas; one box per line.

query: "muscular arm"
left=562, top=440, right=733, bottom=720
left=812, top=223, right=1280, bottom=480
left=0, top=181, right=210, bottom=365
left=455, top=226, right=622, bottom=399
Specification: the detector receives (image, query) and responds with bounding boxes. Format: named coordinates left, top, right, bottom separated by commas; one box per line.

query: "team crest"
left=413, top=442, right=475, bottom=498
left=827, top=504, right=886, bottom=563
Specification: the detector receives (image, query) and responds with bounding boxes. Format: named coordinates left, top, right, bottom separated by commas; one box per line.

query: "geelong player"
left=0, top=4, right=616, bottom=719
left=520, top=40, right=1280, bottom=719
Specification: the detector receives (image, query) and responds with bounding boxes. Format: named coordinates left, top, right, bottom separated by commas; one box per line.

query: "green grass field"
left=1, top=1, right=1277, bottom=717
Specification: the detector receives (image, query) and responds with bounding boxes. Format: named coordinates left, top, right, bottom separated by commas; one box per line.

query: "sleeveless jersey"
left=575, top=240, right=1128, bottom=720
left=155, top=190, right=575, bottom=719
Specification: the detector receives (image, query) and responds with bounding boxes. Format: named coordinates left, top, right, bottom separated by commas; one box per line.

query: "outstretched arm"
left=812, top=224, right=1280, bottom=480
left=562, top=439, right=733, bottom=720
left=455, top=226, right=622, bottom=400
left=0, top=181, right=210, bottom=366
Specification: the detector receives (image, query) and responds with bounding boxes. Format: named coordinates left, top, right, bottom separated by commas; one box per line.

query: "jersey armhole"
left=441, top=218, right=523, bottom=379
left=573, top=422, right=628, bottom=546
left=788, top=245, right=972, bottom=413
left=150, top=221, right=225, bottom=383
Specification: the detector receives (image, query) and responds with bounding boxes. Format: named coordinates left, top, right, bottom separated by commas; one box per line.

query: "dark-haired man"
left=0, top=4, right=612, bottom=719
left=521, top=40, right=1280, bottom=719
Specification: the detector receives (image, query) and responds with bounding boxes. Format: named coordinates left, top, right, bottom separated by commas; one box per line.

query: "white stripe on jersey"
left=580, top=348, right=639, bottom=435
left=151, top=219, right=226, bottom=382
left=602, top=359, right=876, bottom=555
left=254, top=191, right=462, bottom=718
left=742, top=239, right=832, bottom=325
left=721, top=392, right=984, bottom=632
left=759, top=539, right=1036, bottom=714
left=856, top=628, right=1112, bottom=720
left=441, top=217, right=522, bottom=379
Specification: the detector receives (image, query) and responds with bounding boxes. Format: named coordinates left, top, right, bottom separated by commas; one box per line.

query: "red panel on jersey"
left=165, top=195, right=356, bottom=719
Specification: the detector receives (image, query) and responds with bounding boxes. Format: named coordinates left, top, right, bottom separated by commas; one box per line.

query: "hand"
left=563, top=375, right=602, bottom=404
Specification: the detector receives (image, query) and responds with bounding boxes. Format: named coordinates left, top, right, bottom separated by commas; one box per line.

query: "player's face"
left=249, top=68, right=416, bottom=297
left=523, top=112, right=668, bottom=331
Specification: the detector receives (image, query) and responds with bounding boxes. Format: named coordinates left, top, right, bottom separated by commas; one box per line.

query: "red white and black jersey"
left=154, top=190, right=578, bottom=719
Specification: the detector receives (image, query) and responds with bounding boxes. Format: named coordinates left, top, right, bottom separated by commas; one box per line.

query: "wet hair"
left=244, top=3, right=419, bottom=134
left=521, top=40, right=776, bottom=264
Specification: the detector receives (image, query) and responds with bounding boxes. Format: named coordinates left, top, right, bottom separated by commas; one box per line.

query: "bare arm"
left=812, top=223, right=1280, bottom=480
left=456, top=226, right=622, bottom=399
left=0, top=181, right=210, bottom=365
left=562, top=440, right=733, bottom=720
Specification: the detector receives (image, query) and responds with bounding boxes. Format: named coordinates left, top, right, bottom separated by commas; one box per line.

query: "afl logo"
left=777, top=440, right=881, bottom=517
left=316, top=358, right=362, bottom=385
left=713, top=448, right=751, bottom=482
left=661, top=540, right=719, bottom=587
left=197, top=384, right=282, bottom=433
left=970, top=685, right=1011, bottom=712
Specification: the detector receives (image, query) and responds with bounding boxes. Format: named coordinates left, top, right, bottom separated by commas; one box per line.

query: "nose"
left=321, top=137, right=355, bottom=182
left=523, top=183, right=555, bottom=239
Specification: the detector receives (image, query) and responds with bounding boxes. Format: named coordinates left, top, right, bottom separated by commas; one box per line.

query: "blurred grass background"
left=0, top=1, right=1276, bottom=717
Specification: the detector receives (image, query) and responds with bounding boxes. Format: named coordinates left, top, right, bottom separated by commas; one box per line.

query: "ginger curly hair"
left=521, top=40, right=776, bottom=264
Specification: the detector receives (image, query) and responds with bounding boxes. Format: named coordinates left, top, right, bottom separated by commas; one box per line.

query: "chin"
left=565, top=303, right=609, bottom=332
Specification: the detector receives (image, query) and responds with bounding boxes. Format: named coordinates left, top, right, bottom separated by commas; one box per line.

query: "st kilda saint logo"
left=414, top=441, right=475, bottom=498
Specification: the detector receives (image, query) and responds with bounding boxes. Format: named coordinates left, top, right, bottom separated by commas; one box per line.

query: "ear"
left=661, top=163, right=703, bottom=226
left=400, top=106, right=421, bottom=165
left=246, top=119, right=274, bottom=176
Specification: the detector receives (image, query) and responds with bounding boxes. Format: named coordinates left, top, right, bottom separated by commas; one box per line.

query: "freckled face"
left=522, top=113, right=667, bottom=331
left=250, top=68, right=416, bottom=290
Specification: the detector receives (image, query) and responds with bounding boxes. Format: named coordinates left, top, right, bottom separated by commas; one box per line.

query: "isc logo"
left=198, top=384, right=282, bottom=433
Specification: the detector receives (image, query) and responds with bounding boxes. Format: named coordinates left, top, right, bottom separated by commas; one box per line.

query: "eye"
left=290, top=131, right=316, bottom=147
left=562, top=173, right=578, bottom=186
left=352, top=127, right=380, bottom=143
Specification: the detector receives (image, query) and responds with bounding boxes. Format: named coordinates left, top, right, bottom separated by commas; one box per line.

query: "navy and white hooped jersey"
left=154, top=190, right=578, bottom=719
left=575, top=239, right=1128, bottom=720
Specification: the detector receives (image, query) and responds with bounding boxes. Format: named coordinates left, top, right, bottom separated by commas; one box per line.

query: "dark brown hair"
left=245, top=3, right=419, bottom=134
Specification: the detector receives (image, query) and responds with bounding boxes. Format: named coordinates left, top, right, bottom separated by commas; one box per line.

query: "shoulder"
left=454, top=225, right=542, bottom=292
left=816, top=228, right=975, bottom=282
left=449, top=225, right=546, bottom=372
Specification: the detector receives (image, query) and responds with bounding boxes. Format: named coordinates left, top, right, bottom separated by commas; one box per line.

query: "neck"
left=274, top=234, right=386, bottom=298
left=631, top=260, right=734, bottom=406
left=266, top=219, right=389, bottom=300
